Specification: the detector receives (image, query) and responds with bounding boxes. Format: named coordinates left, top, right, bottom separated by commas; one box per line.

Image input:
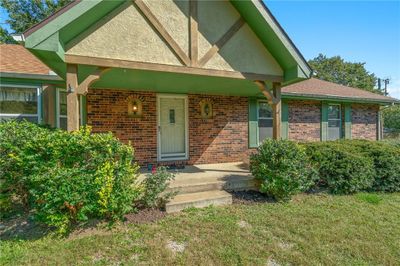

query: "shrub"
left=348, top=140, right=400, bottom=192
left=304, top=142, right=375, bottom=194
left=0, top=121, right=140, bottom=233
left=250, top=139, right=317, bottom=201
left=139, top=166, right=175, bottom=208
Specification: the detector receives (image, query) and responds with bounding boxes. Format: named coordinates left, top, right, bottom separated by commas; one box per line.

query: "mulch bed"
left=231, top=190, right=275, bottom=205
left=124, top=208, right=167, bottom=224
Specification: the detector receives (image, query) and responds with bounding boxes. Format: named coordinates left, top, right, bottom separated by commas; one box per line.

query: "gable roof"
left=283, top=78, right=399, bottom=104
left=0, top=44, right=51, bottom=75
left=23, top=0, right=311, bottom=84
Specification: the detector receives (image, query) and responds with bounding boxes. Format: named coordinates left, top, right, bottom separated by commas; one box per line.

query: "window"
left=0, top=85, right=41, bottom=123
left=258, top=101, right=273, bottom=144
left=328, top=104, right=341, bottom=140
left=56, top=88, right=67, bottom=130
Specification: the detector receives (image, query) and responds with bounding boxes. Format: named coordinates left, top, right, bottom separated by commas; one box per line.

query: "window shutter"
left=281, top=101, right=289, bottom=140
left=344, top=104, right=352, bottom=139
left=321, top=102, right=328, bottom=141
left=248, top=98, right=258, bottom=148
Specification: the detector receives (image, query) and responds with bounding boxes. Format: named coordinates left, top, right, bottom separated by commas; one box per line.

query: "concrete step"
left=165, top=190, right=232, bottom=213
left=167, top=176, right=258, bottom=195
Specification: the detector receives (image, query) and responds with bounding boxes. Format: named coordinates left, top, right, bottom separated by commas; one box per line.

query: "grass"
left=1, top=193, right=400, bottom=265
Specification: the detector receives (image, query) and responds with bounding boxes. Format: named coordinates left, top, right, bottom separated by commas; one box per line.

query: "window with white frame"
left=328, top=104, right=341, bottom=140
left=258, top=101, right=273, bottom=144
left=0, top=85, right=41, bottom=123
left=56, top=88, right=67, bottom=130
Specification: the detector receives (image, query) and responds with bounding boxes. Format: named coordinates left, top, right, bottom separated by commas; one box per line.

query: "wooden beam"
left=66, top=64, right=79, bottom=131
left=134, top=0, right=191, bottom=66
left=254, top=80, right=274, bottom=104
left=189, top=0, right=198, bottom=67
left=272, top=82, right=282, bottom=140
left=65, top=54, right=284, bottom=82
left=76, top=67, right=110, bottom=95
left=198, top=18, right=245, bottom=67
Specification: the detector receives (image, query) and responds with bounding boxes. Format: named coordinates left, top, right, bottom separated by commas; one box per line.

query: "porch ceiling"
left=79, top=65, right=264, bottom=97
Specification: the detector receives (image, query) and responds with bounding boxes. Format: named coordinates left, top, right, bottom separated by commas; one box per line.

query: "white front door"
left=157, top=94, right=188, bottom=161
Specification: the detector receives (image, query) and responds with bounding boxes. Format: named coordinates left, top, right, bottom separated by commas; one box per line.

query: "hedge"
left=250, top=139, right=400, bottom=200
left=0, top=121, right=141, bottom=233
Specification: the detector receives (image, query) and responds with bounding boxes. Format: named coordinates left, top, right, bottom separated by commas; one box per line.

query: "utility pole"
left=377, top=78, right=390, bottom=95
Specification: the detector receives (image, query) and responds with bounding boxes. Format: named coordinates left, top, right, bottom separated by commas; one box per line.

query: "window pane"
left=258, top=102, right=272, bottom=118
left=328, top=120, right=341, bottom=127
left=258, top=118, right=273, bottom=127
left=0, top=116, right=38, bottom=123
left=60, top=117, right=67, bottom=130
left=328, top=105, right=340, bottom=119
left=259, top=126, right=273, bottom=143
left=59, top=91, right=67, bottom=116
left=0, top=87, right=37, bottom=114
left=328, top=127, right=341, bottom=140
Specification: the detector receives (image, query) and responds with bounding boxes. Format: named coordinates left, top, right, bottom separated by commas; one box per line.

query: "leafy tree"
left=0, top=0, right=72, bottom=43
left=309, top=54, right=380, bottom=94
left=383, top=104, right=400, bottom=132
left=0, top=26, right=16, bottom=43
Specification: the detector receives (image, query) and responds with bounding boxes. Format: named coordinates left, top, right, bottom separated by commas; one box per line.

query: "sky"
left=1, top=0, right=399, bottom=99
left=266, top=0, right=400, bottom=99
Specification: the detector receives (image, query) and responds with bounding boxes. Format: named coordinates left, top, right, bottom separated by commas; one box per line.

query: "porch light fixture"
left=127, top=95, right=144, bottom=118
left=199, top=99, right=213, bottom=119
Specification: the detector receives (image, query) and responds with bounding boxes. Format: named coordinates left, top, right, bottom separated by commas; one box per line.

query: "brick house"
left=1, top=0, right=398, bottom=167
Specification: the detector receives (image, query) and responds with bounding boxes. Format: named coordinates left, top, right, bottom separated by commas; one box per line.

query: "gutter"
left=0, top=72, right=63, bottom=81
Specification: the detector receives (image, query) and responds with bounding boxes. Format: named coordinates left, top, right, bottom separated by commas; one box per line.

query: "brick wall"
left=188, top=94, right=249, bottom=164
left=351, top=104, right=378, bottom=140
left=87, top=89, right=250, bottom=165
left=288, top=100, right=321, bottom=141
left=87, top=89, right=157, bottom=165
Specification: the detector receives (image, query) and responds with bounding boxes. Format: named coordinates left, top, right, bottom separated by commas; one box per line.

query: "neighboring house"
left=2, top=0, right=398, bottom=167
left=0, top=44, right=65, bottom=127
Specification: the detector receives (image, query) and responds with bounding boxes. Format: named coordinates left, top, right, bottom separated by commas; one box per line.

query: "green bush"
left=304, top=142, right=375, bottom=194
left=0, top=120, right=140, bottom=233
left=250, top=139, right=317, bottom=201
left=139, top=166, right=175, bottom=208
left=382, top=104, right=400, bottom=131
left=347, top=140, right=400, bottom=192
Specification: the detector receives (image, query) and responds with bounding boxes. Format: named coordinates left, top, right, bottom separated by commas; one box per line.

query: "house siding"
left=287, top=100, right=321, bottom=141
left=351, top=104, right=379, bottom=140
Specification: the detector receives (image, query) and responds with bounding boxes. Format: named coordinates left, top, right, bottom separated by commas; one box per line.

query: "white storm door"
left=157, top=94, right=188, bottom=161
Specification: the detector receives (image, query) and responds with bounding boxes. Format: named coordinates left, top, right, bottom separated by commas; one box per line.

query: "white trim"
left=0, top=84, right=41, bottom=122
left=157, top=94, right=189, bottom=162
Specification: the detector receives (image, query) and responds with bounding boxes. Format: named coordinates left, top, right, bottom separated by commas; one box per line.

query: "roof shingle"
left=283, top=78, right=398, bottom=103
left=0, top=44, right=51, bottom=75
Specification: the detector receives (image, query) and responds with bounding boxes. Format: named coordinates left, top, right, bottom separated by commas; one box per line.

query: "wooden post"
left=66, top=64, right=79, bottom=131
left=272, top=82, right=281, bottom=140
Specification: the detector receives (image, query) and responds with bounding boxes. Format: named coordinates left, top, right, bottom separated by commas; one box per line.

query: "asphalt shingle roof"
left=283, top=78, right=398, bottom=103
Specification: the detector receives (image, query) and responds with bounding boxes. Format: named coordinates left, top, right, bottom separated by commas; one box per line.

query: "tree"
left=0, top=0, right=72, bottom=43
left=0, top=26, right=16, bottom=43
left=308, top=54, right=380, bottom=94
left=383, top=105, right=400, bottom=132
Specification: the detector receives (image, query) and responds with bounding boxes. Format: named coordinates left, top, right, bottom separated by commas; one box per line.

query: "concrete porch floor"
left=138, top=162, right=255, bottom=189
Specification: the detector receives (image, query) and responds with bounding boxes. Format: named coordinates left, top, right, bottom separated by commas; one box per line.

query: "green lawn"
left=1, top=193, right=400, bottom=265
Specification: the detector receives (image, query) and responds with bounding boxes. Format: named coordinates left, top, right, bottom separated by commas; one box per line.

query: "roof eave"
left=282, top=92, right=400, bottom=105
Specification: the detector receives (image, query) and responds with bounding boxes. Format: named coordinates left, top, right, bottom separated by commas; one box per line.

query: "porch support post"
left=254, top=80, right=282, bottom=140
left=66, top=64, right=79, bottom=131
left=272, top=82, right=282, bottom=140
